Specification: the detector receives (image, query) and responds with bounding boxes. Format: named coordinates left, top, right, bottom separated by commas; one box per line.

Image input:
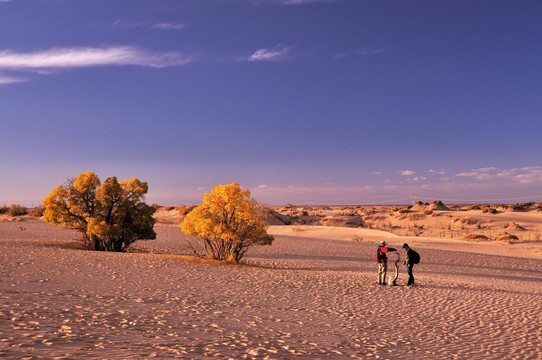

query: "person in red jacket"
left=376, top=240, right=397, bottom=285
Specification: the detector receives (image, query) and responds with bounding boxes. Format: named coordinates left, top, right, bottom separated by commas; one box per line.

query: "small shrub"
left=29, top=206, right=45, bottom=218
left=496, top=234, right=519, bottom=243
left=481, top=205, right=497, bottom=214
left=510, top=203, right=530, bottom=211
left=352, top=235, right=363, bottom=242
left=459, top=217, right=479, bottom=225
left=0, top=205, right=8, bottom=214
left=462, top=233, right=490, bottom=241
left=177, top=204, right=195, bottom=216
left=8, top=204, right=27, bottom=217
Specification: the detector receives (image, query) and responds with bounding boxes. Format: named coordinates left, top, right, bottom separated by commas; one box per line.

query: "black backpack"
left=409, top=249, right=420, bottom=264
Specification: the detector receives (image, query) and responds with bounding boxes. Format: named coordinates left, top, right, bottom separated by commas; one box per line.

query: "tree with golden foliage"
left=43, top=171, right=156, bottom=251
left=180, top=182, right=274, bottom=263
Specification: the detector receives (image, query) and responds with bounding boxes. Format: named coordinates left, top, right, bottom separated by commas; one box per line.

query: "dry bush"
left=0, top=205, right=8, bottom=214
left=8, top=204, right=27, bottom=217
left=352, top=235, right=363, bottom=242
left=503, top=222, right=526, bottom=231
left=177, top=204, right=196, bottom=216
left=363, top=215, right=385, bottom=221
left=496, top=234, right=519, bottom=243
left=459, top=217, right=479, bottom=226
left=407, top=214, right=424, bottom=221
left=421, top=209, right=433, bottom=215
left=462, top=233, right=490, bottom=241
left=481, top=205, right=497, bottom=214
left=510, top=203, right=534, bottom=211
left=29, top=206, right=45, bottom=218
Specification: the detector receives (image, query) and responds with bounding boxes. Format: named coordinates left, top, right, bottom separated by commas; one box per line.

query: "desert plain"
left=1, top=202, right=541, bottom=359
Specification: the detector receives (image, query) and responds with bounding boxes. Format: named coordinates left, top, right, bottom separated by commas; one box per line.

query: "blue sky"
left=1, top=0, right=542, bottom=206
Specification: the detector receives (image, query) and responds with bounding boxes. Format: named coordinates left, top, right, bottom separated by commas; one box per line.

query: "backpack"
left=409, top=249, right=420, bottom=264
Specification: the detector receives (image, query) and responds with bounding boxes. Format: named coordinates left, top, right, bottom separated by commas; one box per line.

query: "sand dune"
left=1, top=218, right=541, bottom=359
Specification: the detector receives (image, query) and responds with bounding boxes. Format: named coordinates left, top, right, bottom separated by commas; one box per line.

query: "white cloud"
left=0, top=46, right=195, bottom=71
left=110, top=19, right=147, bottom=29
left=456, top=167, right=500, bottom=180
left=401, top=170, right=415, bottom=176
left=408, top=176, right=427, bottom=182
left=252, top=0, right=335, bottom=5
left=429, top=169, right=446, bottom=175
left=153, top=22, right=185, bottom=30
left=497, top=166, right=542, bottom=184
left=373, top=172, right=382, bottom=175
left=356, top=46, right=391, bottom=56
left=257, top=184, right=268, bottom=189
left=455, top=166, right=542, bottom=184
left=246, top=46, right=290, bottom=62
left=0, top=75, right=24, bottom=85
left=282, top=0, right=331, bottom=4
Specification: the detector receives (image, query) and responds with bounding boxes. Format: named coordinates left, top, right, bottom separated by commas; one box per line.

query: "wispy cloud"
left=110, top=19, right=147, bottom=29
left=282, top=0, right=335, bottom=4
left=407, top=176, right=427, bottom=182
left=401, top=170, right=415, bottom=176
left=246, top=46, right=290, bottom=62
left=455, top=166, right=542, bottom=184
left=111, top=20, right=186, bottom=31
left=152, top=22, right=185, bottom=30
left=357, top=46, right=391, bottom=56
left=335, top=46, right=391, bottom=60
left=0, top=46, right=195, bottom=71
left=456, top=167, right=499, bottom=180
left=253, top=0, right=336, bottom=5
left=0, top=75, right=24, bottom=85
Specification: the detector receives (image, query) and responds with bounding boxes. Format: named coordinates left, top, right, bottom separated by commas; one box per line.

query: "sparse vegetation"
left=177, top=204, right=196, bottom=216
left=8, top=204, right=27, bottom=217
left=496, top=234, right=519, bottom=243
left=29, top=206, right=45, bottom=218
left=481, top=205, right=497, bottom=214
left=462, top=233, right=490, bottom=241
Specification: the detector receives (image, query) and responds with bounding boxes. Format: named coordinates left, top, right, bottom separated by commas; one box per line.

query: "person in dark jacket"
left=402, top=243, right=415, bottom=286
left=376, top=240, right=397, bottom=285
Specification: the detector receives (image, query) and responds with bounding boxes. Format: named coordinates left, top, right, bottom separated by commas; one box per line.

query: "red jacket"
left=376, top=246, right=396, bottom=263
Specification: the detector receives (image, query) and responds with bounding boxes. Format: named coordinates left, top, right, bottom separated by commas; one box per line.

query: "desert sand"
left=1, top=204, right=541, bottom=359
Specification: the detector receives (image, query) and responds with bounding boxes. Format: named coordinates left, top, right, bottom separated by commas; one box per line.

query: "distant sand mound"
left=427, top=200, right=450, bottom=211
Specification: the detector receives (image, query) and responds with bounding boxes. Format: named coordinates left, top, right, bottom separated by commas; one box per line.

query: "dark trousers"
left=406, top=263, right=415, bottom=285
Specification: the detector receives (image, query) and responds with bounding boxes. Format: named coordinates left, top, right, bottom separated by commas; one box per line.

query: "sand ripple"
left=0, top=220, right=541, bottom=359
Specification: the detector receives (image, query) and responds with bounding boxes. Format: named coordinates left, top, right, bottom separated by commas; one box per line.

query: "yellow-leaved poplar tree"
left=43, top=171, right=156, bottom=251
left=180, top=182, right=274, bottom=263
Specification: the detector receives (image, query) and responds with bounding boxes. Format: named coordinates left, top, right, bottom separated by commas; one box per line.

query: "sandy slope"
left=0, top=219, right=541, bottom=359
